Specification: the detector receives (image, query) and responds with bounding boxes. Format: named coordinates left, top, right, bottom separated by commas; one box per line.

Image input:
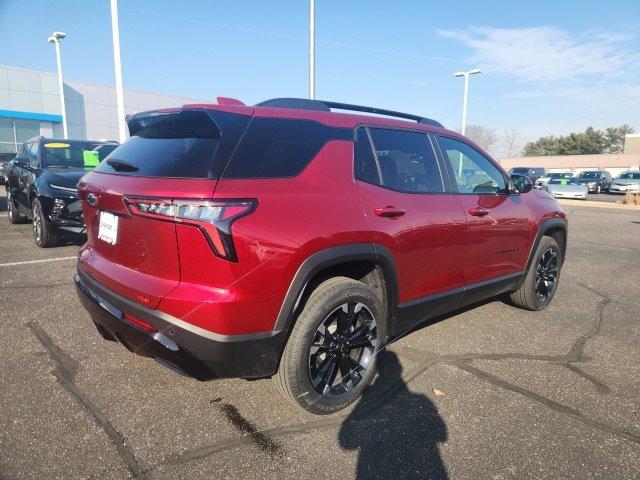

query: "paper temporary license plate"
left=98, top=211, right=119, bottom=245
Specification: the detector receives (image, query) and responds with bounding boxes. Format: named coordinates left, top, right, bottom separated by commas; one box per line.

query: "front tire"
left=32, top=198, right=58, bottom=247
left=509, top=236, right=561, bottom=310
left=275, top=277, right=386, bottom=414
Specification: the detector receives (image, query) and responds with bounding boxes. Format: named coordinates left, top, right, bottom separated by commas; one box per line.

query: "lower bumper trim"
left=75, top=267, right=286, bottom=380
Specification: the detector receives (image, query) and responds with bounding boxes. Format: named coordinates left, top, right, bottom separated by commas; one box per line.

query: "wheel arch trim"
left=272, top=243, right=399, bottom=334
left=517, top=217, right=568, bottom=289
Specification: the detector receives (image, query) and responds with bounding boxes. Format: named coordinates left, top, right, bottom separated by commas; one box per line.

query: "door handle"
left=374, top=206, right=405, bottom=218
left=468, top=207, right=490, bottom=217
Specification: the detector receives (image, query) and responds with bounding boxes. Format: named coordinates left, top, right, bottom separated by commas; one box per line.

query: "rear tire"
left=275, top=277, right=386, bottom=415
left=509, top=236, right=561, bottom=311
left=7, top=190, right=25, bottom=224
left=32, top=198, right=58, bottom=247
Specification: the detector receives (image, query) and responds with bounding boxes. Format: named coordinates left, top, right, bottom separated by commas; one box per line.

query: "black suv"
left=508, top=167, right=545, bottom=183
left=575, top=170, right=612, bottom=193
left=5, top=137, right=118, bottom=246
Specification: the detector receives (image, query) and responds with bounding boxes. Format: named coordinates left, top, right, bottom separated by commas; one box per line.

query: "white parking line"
left=0, top=256, right=77, bottom=268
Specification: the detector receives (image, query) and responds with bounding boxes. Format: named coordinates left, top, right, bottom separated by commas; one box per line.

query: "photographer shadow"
left=338, top=350, right=449, bottom=480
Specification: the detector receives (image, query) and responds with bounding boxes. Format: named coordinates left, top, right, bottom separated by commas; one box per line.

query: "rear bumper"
left=75, top=265, right=286, bottom=380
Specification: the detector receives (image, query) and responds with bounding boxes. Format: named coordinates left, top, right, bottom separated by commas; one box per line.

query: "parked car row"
left=6, top=98, right=568, bottom=414
left=510, top=166, right=640, bottom=195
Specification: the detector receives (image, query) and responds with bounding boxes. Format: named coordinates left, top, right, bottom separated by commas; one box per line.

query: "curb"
left=557, top=199, right=640, bottom=210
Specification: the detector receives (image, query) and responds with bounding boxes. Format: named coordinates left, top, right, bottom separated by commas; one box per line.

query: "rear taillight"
left=123, top=197, right=256, bottom=262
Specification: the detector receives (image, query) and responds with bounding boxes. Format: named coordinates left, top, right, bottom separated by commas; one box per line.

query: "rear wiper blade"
left=106, top=159, right=138, bottom=171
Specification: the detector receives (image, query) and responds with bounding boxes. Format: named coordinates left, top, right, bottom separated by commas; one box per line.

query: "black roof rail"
left=256, top=98, right=443, bottom=128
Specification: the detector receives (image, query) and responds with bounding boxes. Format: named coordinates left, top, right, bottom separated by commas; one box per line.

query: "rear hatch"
left=78, top=108, right=251, bottom=308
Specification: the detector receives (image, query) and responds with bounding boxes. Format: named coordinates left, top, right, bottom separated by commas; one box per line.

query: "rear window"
left=222, top=118, right=352, bottom=178
left=95, top=110, right=249, bottom=178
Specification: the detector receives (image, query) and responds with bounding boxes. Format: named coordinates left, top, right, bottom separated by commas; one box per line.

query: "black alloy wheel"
left=308, top=301, right=377, bottom=397
left=534, top=248, right=558, bottom=303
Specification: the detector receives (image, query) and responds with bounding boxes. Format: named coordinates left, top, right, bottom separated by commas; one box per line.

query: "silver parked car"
left=609, top=171, right=640, bottom=194
left=544, top=177, right=587, bottom=200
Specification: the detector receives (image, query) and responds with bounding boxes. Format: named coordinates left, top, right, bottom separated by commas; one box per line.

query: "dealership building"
left=0, top=65, right=205, bottom=154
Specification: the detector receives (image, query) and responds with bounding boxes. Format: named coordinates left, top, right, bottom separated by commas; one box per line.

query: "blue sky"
left=1, top=0, right=639, bottom=152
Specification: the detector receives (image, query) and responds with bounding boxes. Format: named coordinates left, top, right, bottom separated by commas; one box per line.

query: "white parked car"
left=609, top=171, right=640, bottom=194
left=535, top=172, right=574, bottom=189
left=544, top=177, right=588, bottom=200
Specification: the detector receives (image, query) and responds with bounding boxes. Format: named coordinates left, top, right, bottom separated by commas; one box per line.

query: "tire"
left=509, top=236, right=561, bottom=311
left=275, top=276, right=386, bottom=415
left=596, top=184, right=601, bottom=194
left=6, top=189, right=25, bottom=224
left=32, top=198, right=58, bottom=247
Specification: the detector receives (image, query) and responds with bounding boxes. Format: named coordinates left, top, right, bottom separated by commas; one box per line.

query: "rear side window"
left=222, top=118, right=351, bottom=178
left=367, top=128, right=444, bottom=193
left=355, top=128, right=380, bottom=185
left=95, top=110, right=249, bottom=178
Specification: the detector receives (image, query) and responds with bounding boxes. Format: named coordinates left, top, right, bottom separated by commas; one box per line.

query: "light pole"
left=110, top=0, right=127, bottom=143
left=48, top=32, right=68, bottom=139
left=453, top=68, right=482, bottom=135
left=309, top=0, right=315, bottom=99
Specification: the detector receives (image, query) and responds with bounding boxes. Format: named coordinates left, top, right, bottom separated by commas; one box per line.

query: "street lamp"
left=453, top=68, right=482, bottom=135
left=48, top=31, right=68, bottom=139
left=110, top=0, right=127, bottom=143
left=309, top=0, right=316, bottom=99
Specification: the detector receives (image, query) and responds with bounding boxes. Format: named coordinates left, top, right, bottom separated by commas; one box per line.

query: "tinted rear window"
left=95, top=110, right=249, bottom=178
left=222, top=118, right=352, bottom=178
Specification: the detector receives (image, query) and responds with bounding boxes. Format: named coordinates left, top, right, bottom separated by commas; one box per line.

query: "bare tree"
left=464, top=125, right=498, bottom=156
left=501, top=127, right=522, bottom=158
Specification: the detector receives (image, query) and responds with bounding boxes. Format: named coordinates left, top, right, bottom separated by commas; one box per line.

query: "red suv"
left=75, top=97, right=567, bottom=414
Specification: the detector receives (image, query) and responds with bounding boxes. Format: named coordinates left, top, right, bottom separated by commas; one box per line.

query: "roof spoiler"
left=255, top=98, right=443, bottom=128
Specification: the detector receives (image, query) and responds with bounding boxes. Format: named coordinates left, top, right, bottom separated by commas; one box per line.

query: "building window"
left=0, top=118, right=42, bottom=153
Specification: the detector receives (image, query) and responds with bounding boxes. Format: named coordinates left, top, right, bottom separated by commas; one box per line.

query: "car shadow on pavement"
left=338, top=350, right=449, bottom=480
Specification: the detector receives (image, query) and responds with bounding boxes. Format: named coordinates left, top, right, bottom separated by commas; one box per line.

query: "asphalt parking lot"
left=1, top=189, right=639, bottom=480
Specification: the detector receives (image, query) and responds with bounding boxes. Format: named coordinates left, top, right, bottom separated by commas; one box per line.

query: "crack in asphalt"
left=563, top=363, right=611, bottom=395
left=145, top=281, right=639, bottom=473
left=28, top=322, right=146, bottom=480
left=446, top=361, right=639, bottom=444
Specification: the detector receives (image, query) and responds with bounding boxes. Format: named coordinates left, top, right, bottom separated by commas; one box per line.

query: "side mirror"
left=509, top=174, right=533, bottom=194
